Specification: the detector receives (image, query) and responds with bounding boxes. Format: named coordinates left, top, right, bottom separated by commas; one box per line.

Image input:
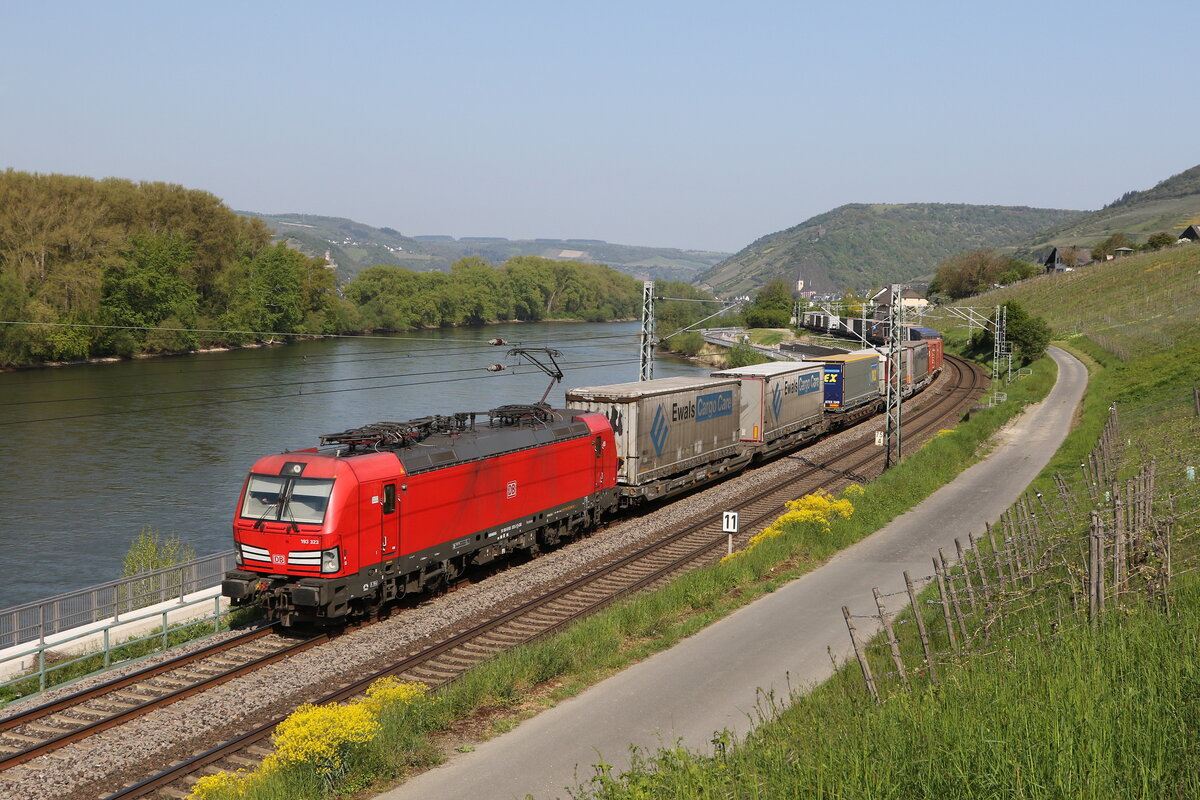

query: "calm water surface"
left=0, top=322, right=708, bottom=608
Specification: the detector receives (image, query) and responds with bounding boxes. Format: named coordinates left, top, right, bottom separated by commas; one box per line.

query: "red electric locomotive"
left=222, top=404, right=618, bottom=624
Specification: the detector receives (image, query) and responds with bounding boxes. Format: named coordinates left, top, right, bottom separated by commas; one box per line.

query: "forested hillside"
left=700, top=203, right=1085, bottom=296
left=0, top=172, right=673, bottom=368
left=243, top=212, right=728, bottom=283
left=0, top=170, right=351, bottom=367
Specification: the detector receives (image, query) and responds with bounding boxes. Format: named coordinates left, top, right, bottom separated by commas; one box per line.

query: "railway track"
left=0, top=625, right=329, bottom=772
left=85, top=354, right=985, bottom=799
left=0, top=357, right=984, bottom=799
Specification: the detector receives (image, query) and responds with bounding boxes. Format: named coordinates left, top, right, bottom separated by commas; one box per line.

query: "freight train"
left=798, top=311, right=942, bottom=346
left=223, top=351, right=941, bottom=625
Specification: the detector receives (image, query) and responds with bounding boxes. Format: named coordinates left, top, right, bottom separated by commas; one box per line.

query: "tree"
left=840, top=287, right=866, bottom=318
left=222, top=243, right=312, bottom=335
left=930, top=249, right=1001, bottom=299
left=726, top=342, right=769, bottom=368
left=743, top=279, right=793, bottom=328
left=101, top=232, right=199, bottom=354
left=1092, top=232, right=1131, bottom=262
left=970, top=301, right=1050, bottom=365
left=753, top=279, right=793, bottom=311
left=1144, top=232, right=1176, bottom=251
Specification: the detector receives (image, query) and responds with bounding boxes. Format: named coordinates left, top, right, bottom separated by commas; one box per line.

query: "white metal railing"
left=0, top=590, right=230, bottom=696
left=0, top=550, right=236, bottom=649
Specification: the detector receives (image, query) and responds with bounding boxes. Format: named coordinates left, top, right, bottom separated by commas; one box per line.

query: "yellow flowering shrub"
left=723, top=487, right=857, bottom=561
left=190, top=770, right=254, bottom=799
left=364, top=676, right=427, bottom=712
left=188, top=677, right=427, bottom=799
left=263, top=701, right=380, bottom=774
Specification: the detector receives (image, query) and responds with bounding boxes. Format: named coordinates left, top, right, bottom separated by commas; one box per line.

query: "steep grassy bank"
left=569, top=246, right=1200, bottom=799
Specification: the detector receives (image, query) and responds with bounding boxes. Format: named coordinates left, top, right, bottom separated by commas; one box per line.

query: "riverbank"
left=2, top=317, right=644, bottom=372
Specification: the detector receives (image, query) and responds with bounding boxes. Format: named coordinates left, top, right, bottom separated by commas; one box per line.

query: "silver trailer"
left=566, top=376, right=742, bottom=487
left=710, top=361, right=824, bottom=444
left=904, top=341, right=930, bottom=385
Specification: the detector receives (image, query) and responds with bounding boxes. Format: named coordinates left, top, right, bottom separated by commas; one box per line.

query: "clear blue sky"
left=3, top=0, right=1196, bottom=253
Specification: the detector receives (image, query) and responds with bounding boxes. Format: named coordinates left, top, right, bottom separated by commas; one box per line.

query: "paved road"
left=378, top=346, right=1087, bottom=800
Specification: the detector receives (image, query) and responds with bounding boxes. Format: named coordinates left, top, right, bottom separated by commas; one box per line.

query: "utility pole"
left=883, top=284, right=904, bottom=469
left=640, top=280, right=655, bottom=381
left=991, top=304, right=1009, bottom=385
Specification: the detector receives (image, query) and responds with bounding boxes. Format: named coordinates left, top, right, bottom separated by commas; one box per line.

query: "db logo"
left=506, top=481, right=517, bottom=498
left=272, top=554, right=285, bottom=565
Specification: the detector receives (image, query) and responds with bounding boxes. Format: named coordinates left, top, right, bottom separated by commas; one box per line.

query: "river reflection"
left=0, top=322, right=708, bottom=608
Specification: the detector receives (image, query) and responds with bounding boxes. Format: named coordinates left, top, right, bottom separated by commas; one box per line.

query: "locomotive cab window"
left=383, top=483, right=396, bottom=514
left=240, top=475, right=335, bottom=526
left=594, top=436, right=603, bottom=457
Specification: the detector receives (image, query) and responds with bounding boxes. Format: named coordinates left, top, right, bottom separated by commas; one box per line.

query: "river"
left=0, top=321, right=709, bottom=609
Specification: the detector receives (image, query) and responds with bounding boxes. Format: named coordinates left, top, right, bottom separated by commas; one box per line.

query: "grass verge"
left=569, top=331, right=1200, bottom=799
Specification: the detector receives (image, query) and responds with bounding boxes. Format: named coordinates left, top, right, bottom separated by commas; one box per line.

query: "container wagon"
left=805, top=352, right=881, bottom=411
left=926, top=337, right=944, bottom=373
left=566, top=376, right=745, bottom=503
left=710, top=361, right=825, bottom=458
left=905, top=341, right=930, bottom=386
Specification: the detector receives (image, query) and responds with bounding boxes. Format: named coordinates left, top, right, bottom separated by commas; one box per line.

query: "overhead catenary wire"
left=1, top=322, right=644, bottom=386
left=0, top=357, right=643, bottom=427
left=0, top=349, right=644, bottom=407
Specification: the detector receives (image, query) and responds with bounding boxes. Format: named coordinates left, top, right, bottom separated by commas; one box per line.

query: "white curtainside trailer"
left=566, top=376, right=742, bottom=489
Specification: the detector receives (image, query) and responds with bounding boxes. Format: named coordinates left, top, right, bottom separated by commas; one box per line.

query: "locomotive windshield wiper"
left=251, top=501, right=279, bottom=531
left=278, top=483, right=301, bottom=533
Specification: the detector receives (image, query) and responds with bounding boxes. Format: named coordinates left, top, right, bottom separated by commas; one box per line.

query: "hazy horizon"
left=4, top=0, right=1197, bottom=253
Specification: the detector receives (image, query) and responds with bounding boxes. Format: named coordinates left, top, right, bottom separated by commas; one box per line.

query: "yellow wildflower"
left=364, top=676, right=428, bottom=712
left=190, top=769, right=253, bottom=799
left=264, top=701, right=380, bottom=774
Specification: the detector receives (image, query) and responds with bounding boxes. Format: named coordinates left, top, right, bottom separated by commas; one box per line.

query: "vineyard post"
left=843, top=605, right=879, bottom=703
left=934, top=557, right=958, bottom=651
left=904, top=570, right=937, bottom=684
left=955, top=537, right=978, bottom=612
left=874, top=587, right=909, bottom=689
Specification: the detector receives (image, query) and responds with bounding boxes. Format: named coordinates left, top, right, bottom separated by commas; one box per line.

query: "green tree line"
left=0, top=171, right=688, bottom=367
left=0, top=170, right=350, bottom=365
left=342, top=256, right=645, bottom=330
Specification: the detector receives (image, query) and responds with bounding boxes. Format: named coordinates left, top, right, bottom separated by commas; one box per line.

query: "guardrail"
left=698, top=328, right=802, bottom=361
left=0, top=589, right=229, bottom=694
left=0, top=550, right=236, bottom=649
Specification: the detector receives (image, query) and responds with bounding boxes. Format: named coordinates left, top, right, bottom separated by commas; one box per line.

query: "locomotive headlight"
left=234, top=548, right=243, bottom=566
left=320, top=546, right=340, bottom=573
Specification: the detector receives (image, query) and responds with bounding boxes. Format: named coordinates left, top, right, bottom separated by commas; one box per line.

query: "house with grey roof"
left=1043, top=246, right=1093, bottom=273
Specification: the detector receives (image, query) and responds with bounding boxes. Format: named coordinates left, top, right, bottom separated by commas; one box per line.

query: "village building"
left=1043, top=246, right=1093, bottom=273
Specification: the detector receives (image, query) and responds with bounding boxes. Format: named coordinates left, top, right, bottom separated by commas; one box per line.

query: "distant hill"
left=698, top=203, right=1086, bottom=297
left=1013, top=164, right=1200, bottom=260
left=240, top=212, right=729, bottom=283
